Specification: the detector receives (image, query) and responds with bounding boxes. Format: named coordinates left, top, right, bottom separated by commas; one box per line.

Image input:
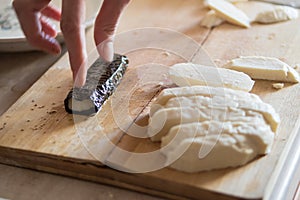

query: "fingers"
left=41, top=5, right=61, bottom=21
left=41, top=17, right=57, bottom=37
left=61, top=0, right=87, bottom=87
left=13, top=0, right=61, bottom=54
left=94, top=0, right=130, bottom=62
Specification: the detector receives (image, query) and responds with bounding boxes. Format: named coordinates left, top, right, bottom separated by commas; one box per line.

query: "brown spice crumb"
left=32, top=100, right=35, bottom=103
left=48, top=110, right=57, bottom=114
left=20, top=129, right=24, bottom=131
left=34, top=104, right=37, bottom=107
left=30, top=108, right=34, bottom=111
left=26, top=119, right=30, bottom=122
left=52, top=103, right=56, bottom=105
left=57, top=86, right=61, bottom=89
left=0, top=123, right=7, bottom=131
left=108, top=192, right=114, bottom=198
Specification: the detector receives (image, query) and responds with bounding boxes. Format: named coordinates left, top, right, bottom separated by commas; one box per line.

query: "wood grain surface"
left=0, top=0, right=300, bottom=199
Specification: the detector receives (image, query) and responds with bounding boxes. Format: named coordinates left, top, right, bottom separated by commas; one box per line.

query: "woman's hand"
left=13, top=0, right=61, bottom=54
left=13, top=0, right=130, bottom=87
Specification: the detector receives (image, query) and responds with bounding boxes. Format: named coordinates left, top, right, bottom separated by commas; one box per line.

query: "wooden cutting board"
left=0, top=1, right=300, bottom=199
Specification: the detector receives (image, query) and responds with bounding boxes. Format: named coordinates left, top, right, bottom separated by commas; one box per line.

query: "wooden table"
left=0, top=50, right=163, bottom=200
left=0, top=0, right=299, bottom=199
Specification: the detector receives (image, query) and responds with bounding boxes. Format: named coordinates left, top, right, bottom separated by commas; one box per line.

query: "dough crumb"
left=200, top=10, right=224, bottom=28
left=272, top=83, right=284, bottom=89
left=255, top=5, right=299, bottom=24
left=280, top=43, right=287, bottom=47
left=268, top=33, right=275, bottom=40
left=162, top=51, right=171, bottom=57
left=268, top=33, right=276, bottom=40
left=214, top=59, right=222, bottom=64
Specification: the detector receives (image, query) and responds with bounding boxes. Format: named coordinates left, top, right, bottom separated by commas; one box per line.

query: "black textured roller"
left=64, top=54, right=128, bottom=116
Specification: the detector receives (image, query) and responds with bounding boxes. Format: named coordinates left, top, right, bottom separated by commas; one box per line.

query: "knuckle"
left=102, top=24, right=117, bottom=36
left=60, top=20, right=82, bottom=35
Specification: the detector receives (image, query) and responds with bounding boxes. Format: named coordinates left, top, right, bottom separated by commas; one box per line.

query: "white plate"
left=0, top=0, right=100, bottom=52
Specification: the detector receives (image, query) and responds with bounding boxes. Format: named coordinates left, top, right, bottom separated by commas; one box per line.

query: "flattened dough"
left=225, top=56, right=300, bottom=83
left=207, top=0, right=251, bottom=28
left=169, top=63, right=255, bottom=91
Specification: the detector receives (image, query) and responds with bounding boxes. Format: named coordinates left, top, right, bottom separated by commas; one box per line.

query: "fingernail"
left=97, top=41, right=114, bottom=62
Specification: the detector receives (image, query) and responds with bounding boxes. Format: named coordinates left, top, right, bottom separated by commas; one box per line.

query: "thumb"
left=94, top=0, right=130, bottom=62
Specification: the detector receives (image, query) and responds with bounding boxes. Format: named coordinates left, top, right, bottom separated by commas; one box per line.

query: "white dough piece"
left=150, top=86, right=262, bottom=116
left=161, top=121, right=274, bottom=155
left=234, top=1, right=281, bottom=22
left=225, top=56, right=300, bottom=83
left=148, top=105, right=267, bottom=141
left=160, top=120, right=274, bottom=172
left=169, top=63, right=255, bottom=91
left=206, top=0, right=251, bottom=28
left=164, top=135, right=257, bottom=172
left=147, top=85, right=279, bottom=172
left=227, top=0, right=248, bottom=2
left=255, top=5, right=299, bottom=24
left=200, top=10, right=224, bottom=28
left=161, top=95, right=280, bottom=132
left=203, top=0, right=248, bottom=7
